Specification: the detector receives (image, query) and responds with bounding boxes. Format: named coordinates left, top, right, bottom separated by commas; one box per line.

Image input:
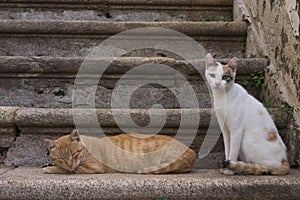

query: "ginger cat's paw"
left=42, top=166, right=70, bottom=174
left=42, top=166, right=54, bottom=174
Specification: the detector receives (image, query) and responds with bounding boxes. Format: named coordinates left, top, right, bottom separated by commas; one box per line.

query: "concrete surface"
left=0, top=167, right=299, bottom=200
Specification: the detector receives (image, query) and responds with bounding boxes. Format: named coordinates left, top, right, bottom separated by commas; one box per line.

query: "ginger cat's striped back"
left=43, top=130, right=196, bottom=174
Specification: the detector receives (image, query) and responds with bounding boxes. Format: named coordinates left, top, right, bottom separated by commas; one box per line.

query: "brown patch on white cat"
left=267, top=129, right=278, bottom=142
left=225, top=159, right=289, bottom=175
left=223, top=65, right=229, bottom=71
left=270, top=159, right=290, bottom=175
left=225, top=161, right=268, bottom=174
left=257, top=110, right=264, bottom=116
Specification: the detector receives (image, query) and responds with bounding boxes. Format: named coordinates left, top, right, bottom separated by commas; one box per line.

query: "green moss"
left=241, top=71, right=266, bottom=101
left=156, top=197, right=167, bottom=200
left=205, top=16, right=217, bottom=21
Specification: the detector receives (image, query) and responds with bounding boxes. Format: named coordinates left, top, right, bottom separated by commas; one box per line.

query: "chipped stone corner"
left=285, top=0, right=300, bottom=37
left=235, top=0, right=300, bottom=167
left=233, top=0, right=251, bottom=22
left=0, top=107, right=20, bottom=166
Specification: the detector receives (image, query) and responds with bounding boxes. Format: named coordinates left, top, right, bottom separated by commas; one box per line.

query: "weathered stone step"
left=1, top=107, right=291, bottom=166
left=0, top=20, right=247, bottom=58
left=11, top=108, right=289, bottom=133
left=0, top=56, right=266, bottom=77
left=0, top=0, right=233, bottom=21
left=0, top=56, right=266, bottom=108
left=0, top=167, right=299, bottom=200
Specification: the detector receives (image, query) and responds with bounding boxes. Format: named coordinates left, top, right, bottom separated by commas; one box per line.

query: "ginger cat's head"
left=44, top=130, right=87, bottom=172
left=205, top=53, right=239, bottom=90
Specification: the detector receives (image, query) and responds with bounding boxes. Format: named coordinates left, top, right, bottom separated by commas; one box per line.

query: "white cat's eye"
left=222, top=74, right=232, bottom=82
left=209, top=74, right=216, bottom=78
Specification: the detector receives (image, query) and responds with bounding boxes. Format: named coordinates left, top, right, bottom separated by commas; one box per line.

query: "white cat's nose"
left=215, top=82, right=221, bottom=87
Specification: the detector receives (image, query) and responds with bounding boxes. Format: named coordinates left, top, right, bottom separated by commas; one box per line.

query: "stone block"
left=0, top=107, right=18, bottom=148
left=0, top=57, right=267, bottom=108
left=0, top=107, right=16, bottom=126
left=4, top=134, right=61, bottom=167
left=1, top=167, right=300, bottom=199
left=0, top=0, right=233, bottom=22
left=0, top=21, right=247, bottom=58
left=0, top=130, right=15, bottom=148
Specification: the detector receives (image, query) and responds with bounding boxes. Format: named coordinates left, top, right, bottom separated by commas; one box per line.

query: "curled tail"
left=222, top=159, right=289, bottom=175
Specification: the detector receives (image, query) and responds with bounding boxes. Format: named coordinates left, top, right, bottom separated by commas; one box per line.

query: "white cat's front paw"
left=220, top=168, right=235, bottom=175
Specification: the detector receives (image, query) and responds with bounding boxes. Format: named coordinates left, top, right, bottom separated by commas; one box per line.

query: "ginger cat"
left=43, top=129, right=196, bottom=174
left=205, top=53, right=289, bottom=175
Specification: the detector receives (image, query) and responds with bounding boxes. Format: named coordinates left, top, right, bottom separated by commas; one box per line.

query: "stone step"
left=0, top=0, right=233, bottom=21
left=0, top=56, right=267, bottom=108
left=0, top=56, right=266, bottom=77
left=0, top=167, right=299, bottom=200
left=12, top=108, right=290, bottom=132
left=0, top=20, right=247, bottom=58
left=1, top=107, right=291, bottom=167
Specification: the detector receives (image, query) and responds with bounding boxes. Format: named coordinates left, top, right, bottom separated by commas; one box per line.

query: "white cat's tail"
left=222, top=159, right=289, bottom=175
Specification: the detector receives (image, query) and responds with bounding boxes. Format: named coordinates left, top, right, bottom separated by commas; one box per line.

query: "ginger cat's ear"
left=227, top=57, right=239, bottom=72
left=44, top=138, right=55, bottom=151
left=205, top=53, right=215, bottom=68
left=70, top=129, right=81, bottom=142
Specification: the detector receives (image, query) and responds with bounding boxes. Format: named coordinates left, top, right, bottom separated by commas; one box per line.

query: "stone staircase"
left=1, top=167, right=299, bottom=200
left=0, top=0, right=299, bottom=199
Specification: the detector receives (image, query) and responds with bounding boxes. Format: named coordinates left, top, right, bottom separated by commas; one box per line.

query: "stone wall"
left=235, top=0, right=300, bottom=167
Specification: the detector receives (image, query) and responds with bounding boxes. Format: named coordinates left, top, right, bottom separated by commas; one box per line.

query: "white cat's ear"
left=228, top=57, right=239, bottom=72
left=44, top=138, right=55, bottom=151
left=205, top=53, right=215, bottom=68
left=70, top=129, right=81, bottom=142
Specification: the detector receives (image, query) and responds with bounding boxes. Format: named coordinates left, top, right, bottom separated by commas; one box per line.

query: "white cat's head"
left=205, top=53, right=239, bottom=90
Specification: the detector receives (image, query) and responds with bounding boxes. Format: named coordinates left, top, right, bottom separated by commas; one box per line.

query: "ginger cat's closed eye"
left=43, top=130, right=197, bottom=174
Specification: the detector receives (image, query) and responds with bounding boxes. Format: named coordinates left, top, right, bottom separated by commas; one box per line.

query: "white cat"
left=205, top=53, right=289, bottom=175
